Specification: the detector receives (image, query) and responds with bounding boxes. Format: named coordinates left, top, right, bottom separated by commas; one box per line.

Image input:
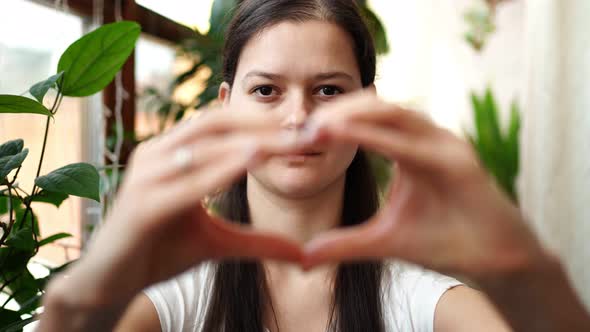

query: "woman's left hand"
left=300, top=91, right=550, bottom=278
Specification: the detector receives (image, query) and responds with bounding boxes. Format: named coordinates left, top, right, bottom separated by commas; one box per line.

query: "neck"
left=247, top=173, right=346, bottom=245
left=247, top=173, right=343, bottom=298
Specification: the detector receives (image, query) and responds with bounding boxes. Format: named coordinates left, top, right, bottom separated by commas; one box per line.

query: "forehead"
left=234, top=20, right=360, bottom=82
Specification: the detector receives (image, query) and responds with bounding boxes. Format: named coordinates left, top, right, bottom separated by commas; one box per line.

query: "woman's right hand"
left=44, top=107, right=303, bottom=310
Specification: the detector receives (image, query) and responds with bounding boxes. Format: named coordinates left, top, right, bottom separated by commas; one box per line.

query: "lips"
left=293, top=151, right=322, bottom=156
left=283, top=149, right=323, bottom=157
left=277, top=149, right=323, bottom=161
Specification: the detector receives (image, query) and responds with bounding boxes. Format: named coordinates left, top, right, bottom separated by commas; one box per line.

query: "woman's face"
left=220, top=20, right=364, bottom=198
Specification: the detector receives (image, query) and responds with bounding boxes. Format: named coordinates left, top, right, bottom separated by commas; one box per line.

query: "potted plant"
left=0, top=20, right=140, bottom=330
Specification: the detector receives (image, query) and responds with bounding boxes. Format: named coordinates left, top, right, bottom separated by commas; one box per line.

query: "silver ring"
left=173, top=147, right=193, bottom=172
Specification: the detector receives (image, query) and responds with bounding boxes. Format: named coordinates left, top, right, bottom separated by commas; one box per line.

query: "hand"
left=300, top=92, right=548, bottom=278
left=57, top=107, right=304, bottom=304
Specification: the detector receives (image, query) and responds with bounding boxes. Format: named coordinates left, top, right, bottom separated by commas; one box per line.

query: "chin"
left=249, top=165, right=343, bottom=199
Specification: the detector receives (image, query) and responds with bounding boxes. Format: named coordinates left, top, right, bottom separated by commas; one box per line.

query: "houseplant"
left=0, top=20, right=140, bottom=330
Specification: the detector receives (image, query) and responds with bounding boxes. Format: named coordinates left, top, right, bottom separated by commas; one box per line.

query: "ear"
left=218, top=82, right=231, bottom=106
left=366, top=83, right=377, bottom=94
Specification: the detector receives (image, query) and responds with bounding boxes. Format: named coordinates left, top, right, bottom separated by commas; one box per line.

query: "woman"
left=39, top=0, right=590, bottom=331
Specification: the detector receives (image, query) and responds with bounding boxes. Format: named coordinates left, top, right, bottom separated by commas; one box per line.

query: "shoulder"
left=142, top=263, right=215, bottom=332
left=381, top=260, right=464, bottom=332
left=433, top=284, right=511, bottom=332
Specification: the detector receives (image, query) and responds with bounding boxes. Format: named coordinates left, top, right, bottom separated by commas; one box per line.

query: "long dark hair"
left=203, top=1, right=385, bottom=331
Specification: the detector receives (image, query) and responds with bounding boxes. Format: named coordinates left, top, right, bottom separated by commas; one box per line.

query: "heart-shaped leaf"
left=58, top=21, right=141, bottom=97
left=29, top=71, right=64, bottom=103
left=0, top=139, right=24, bottom=158
left=0, top=148, right=29, bottom=179
left=27, top=190, right=69, bottom=208
left=0, top=248, right=30, bottom=273
left=0, top=95, right=52, bottom=116
left=5, top=227, right=36, bottom=251
left=35, top=163, right=100, bottom=202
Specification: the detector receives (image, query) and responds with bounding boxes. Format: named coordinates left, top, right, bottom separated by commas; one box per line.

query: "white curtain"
left=370, top=0, right=590, bottom=309
left=520, top=0, right=590, bottom=309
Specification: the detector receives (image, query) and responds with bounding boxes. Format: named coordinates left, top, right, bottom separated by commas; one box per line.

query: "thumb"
left=202, top=213, right=304, bottom=263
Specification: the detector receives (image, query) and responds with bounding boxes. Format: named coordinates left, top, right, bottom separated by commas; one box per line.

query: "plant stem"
left=13, top=185, right=29, bottom=199
left=9, top=166, right=22, bottom=186
left=18, top=91, right=61, bottom=231
left=35, top=116, right=51, bottom=181
left=0, top=185, right=16, bottom=245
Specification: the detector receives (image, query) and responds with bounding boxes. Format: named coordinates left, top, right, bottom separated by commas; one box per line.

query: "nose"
left=281, top=93, right=313, bottom=130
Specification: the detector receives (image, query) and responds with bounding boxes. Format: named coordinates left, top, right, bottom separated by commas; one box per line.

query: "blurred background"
left=0, top=0, right=589, bottom=328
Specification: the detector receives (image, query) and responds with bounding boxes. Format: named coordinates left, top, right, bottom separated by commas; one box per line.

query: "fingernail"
left=299, top=123, right=319, bottom=143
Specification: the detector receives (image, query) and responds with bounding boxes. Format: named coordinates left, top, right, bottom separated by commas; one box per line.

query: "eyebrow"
left=241, top=70, right=354, bottom=85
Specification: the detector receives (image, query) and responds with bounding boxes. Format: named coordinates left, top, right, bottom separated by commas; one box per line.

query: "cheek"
left=330, top=143, right=359, bottom=169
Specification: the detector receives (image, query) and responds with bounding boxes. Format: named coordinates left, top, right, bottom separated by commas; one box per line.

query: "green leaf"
left=0, top=95, right=52, bottom=116
left=58, top=21, right=141, bottom=97
left=0, top=195, right=21, bottom=215
left=0, top=148, right=29, bottom=180
left=470, top=92, right=493, bottom=168
left=469, top=89, right=520, bottom=203
left=361, top=5, right=390, bottom=55
left=27, top=190, right=69, bottom=208
left=3, top=269, right=40, bottom=313
left=209, top=0, right=237, bottom=38
left=0, top=308, right=22, bottom=331
left=35, top=260, right=76, bottom=291
left=483, top=87, right=502, bottom=144
left=0, top=139, right=24, bottom=158
left=504, top=100, right=521, bottom=202
left=38, top=232, right=72, bottom=247
left=29, top=71, right=64, bottom=103
left=2, top=315, right=38, bottom=331
left=13, top=203, right=40, bottom=237
left=5, top=227, right=36, bottom=251
left=35, top=162, right=100, bottom=201
left=0, top=248, right=30, bottom=273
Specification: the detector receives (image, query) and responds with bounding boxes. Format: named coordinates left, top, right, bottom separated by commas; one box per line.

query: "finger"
left=140, top=131, right=300, bottom=183
left=202, top=214, right=304, bottom=263
left=308, top=92, right=435, bottom=135
left=302, top=216, right=389, bottom=270
left=161, top=128, right=304, bottom=205
left=315, top=121, right=446, bottom=171
left=147, top=146, right=304, bottom=263
left=157, top=108, right=284, bottom=151
left=159, top=148, right=254, bottom=212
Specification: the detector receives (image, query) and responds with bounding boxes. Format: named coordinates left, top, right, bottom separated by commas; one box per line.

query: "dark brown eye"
left=318, top=86, right=342, bottom=96
left=255, top=86, right=274, bottom=96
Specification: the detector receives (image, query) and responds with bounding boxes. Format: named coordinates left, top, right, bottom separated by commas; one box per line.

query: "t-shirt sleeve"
left=142, top=263, right=211, bottom=332
left=383, top=261, right=464, bottom=332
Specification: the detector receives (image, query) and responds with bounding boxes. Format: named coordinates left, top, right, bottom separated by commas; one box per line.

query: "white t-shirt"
left=143, top=260, right=463, bottom=332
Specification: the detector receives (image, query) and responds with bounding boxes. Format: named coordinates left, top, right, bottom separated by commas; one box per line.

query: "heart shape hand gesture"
left=71, top=91, right=547, bottom=302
